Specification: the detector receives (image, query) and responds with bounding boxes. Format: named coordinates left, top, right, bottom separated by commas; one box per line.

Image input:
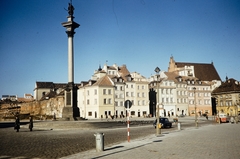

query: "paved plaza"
left=62, top=122, right=240, bottom=159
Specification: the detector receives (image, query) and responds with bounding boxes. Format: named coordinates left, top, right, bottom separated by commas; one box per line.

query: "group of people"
left=14, top=116, right=33, bottom=132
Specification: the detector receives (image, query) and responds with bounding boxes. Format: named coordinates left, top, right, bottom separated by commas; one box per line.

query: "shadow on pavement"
left=91, top=141, right=153, bottom=159
left=153, top=140, right=163, bottom=143
left=104, top=145, right=124, bottom=151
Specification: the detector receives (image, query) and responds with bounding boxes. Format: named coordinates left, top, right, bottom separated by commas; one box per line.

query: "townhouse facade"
left=149, top=71, right=212, bottom=118
left=167, top=56, right=221, bottom=116
left=187, top=79, right=212, bottom=116
left=212, top=78, right=240, bottom=116
left=78, top=64, right=150, bottom=119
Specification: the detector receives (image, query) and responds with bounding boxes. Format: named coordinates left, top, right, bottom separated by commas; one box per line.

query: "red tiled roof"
left=36, top=82, right=54, bottom=88
left=175, top=62, right=221, bottom=81
left=118, top=65, right=131, bottom=81
left=212, top=78, right=240, bottom=94
left=93, top=75, right=114, bottom=87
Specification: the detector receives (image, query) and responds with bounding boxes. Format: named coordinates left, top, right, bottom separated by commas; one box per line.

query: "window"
left=94, top=89, right=97, bottom=95
left=142, top=100, right=145, bottom=105
left=126, top=92, right=129, bottom=97
left=103, top=89, right=106, bottom=95
left=189, top=100, right=193, bottom=104
left=142, top=85, right=144, bottom=89
left=104, top=99, right=107, bottom=104
left=108, top=89, right=111, bottom=94
left=94, top=99, right=97, bottom=105
left=88, top=112, right=92, bottom=116
left=220, top=101, right=223, bottom=106
left=131, top=111, right=135, bottom=116
left=108, top=98, right=111, bottom=104
left=120, top=101, right=123, bottom=106
left=142, top=92, right=145, bottom=97
left=87, top=90, right=89, bottom=96
left=87, top=99, right=90, bottom=105
left=198, top=100, right=202, bottom=105
left=204, top=100, right=208, bottom=105
left=131, top=92, right=134, bottom=97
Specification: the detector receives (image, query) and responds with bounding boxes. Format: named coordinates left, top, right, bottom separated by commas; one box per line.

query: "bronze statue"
left=68, top=3, right=74, bottom=16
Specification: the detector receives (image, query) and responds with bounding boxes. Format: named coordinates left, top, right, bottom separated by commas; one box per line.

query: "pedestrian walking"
left=14, top=116, right=20, bottom=132
left=206, top=115, right=208, bottom=120
left=29, top=116, right=33, bottom=131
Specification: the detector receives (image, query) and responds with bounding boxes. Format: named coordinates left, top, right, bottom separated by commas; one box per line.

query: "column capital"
left=66, top=31, right=75, bottom=37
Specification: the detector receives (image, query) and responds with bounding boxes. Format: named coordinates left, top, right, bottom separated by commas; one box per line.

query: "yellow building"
left=212, top=78, right=240, bottom=117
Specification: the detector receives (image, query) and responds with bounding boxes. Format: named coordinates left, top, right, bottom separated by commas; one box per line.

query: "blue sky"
left=0, top=0, right=240, bottom=97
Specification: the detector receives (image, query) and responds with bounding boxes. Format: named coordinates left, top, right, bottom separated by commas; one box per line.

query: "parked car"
left=153, top=117, right=172, bottom=128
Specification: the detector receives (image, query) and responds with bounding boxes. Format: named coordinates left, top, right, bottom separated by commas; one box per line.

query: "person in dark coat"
left=14, top=116, right=20, bottom=132
left=29, top=116, right=33, bottom=131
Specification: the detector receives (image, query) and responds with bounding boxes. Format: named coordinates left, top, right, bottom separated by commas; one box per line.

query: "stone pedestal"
left=62, top=82, right=80, bottom=120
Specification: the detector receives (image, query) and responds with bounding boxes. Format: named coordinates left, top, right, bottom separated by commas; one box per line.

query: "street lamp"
left=155, top=67, right=161, bottom=136
left=193, top=87, right=198, bottom=127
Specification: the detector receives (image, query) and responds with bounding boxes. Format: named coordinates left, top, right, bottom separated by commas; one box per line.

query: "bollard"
left=235, top=117, right=238, bottom=124
left=178, top=122, right=181, bottom=130
left=94, top=133, right=104, bottom=152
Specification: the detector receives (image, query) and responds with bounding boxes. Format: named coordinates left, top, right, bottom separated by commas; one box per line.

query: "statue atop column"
left=68, top=3, right=74, bottom=16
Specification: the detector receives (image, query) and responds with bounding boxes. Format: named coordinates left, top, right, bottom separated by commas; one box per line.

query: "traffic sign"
left=124, top=100, right=132, bottom=109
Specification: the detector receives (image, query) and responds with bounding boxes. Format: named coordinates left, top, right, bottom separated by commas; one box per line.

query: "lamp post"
left=155, top=67, right=161, bottom=136
left=193, top=87, right=198, bottom=127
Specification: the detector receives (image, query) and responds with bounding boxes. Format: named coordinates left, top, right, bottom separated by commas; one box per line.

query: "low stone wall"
left=0, top=96, right=65, bottom=120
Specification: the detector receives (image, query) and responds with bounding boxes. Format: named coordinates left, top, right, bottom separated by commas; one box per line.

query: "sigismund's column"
left=61, top=2, right=80, bottom=120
